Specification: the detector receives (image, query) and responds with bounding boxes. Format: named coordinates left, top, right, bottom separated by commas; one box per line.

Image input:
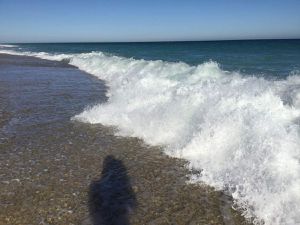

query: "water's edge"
left=0, top=53, right=251, bottom=225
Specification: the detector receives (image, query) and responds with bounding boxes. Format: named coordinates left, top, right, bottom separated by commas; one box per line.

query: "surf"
left=1, top=47, right=300, bottom=225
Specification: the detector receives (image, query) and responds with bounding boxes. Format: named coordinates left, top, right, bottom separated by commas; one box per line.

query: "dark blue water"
left=6, top=39, right=300, bottom=78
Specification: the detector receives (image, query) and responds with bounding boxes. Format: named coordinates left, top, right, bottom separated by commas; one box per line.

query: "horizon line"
left=2, top=37, right=300, bottom=45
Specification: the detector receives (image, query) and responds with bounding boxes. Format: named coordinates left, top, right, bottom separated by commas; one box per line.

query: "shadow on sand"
left=88, top=155, right=136, bottom=225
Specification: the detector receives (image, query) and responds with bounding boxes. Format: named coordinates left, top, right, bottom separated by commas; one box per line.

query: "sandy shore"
left=0, top=54, right=250, bottom=225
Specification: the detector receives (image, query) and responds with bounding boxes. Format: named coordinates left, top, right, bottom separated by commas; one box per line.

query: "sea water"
left=1, top=40, right=300, bottom=225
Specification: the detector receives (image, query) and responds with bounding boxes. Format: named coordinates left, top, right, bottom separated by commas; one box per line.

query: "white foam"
left=0, top=44, right=17, bottom=48
left=2, top=49, right=300, bottom=225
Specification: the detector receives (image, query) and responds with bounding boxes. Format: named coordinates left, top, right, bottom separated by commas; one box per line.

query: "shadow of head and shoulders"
left=88, top=155, right=136, bottom=225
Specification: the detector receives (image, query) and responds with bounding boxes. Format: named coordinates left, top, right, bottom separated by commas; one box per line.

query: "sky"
left=0, top=0, right=300, bottom=43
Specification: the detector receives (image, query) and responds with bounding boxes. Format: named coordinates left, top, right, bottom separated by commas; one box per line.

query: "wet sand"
left=0, top=54, right=250, bottom=225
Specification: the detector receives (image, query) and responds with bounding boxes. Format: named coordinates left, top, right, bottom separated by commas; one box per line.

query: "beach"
left=1, top=0, right=300, bottom=223
left=0, top=54, right=250, bottom=225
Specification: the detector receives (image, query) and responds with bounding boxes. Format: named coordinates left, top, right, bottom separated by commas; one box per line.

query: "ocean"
left=1, top=39, right=300, bottom=225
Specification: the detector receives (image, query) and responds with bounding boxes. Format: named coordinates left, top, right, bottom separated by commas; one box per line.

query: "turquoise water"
left=3, top=39, right=300, bottom=77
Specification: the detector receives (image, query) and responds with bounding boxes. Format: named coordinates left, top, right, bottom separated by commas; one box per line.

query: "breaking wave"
left=1, top=49, right=300, bottom=225
left=0, top=44, right=18, bottom=48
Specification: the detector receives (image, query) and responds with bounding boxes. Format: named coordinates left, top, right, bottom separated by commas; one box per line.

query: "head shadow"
left=88, top=155, right=136, bottom=225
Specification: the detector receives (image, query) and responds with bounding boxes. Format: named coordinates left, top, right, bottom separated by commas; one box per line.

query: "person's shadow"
left=88, top=155, right=136, bottom=225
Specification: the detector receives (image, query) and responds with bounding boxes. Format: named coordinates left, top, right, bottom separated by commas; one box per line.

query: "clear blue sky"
left=0, top=0, right=300, bottom=43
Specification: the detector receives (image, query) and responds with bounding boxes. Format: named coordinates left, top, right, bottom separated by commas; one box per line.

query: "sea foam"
left=1, top=49, right=300, bottom=225
left=0, top=44, right=17, bottom=48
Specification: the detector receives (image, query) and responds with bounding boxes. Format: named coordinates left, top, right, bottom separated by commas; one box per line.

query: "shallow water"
left=0, top=54, right=107, bottom=135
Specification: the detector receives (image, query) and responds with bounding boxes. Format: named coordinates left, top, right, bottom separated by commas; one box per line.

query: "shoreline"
left=0, top=53, right=250, bottom=225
